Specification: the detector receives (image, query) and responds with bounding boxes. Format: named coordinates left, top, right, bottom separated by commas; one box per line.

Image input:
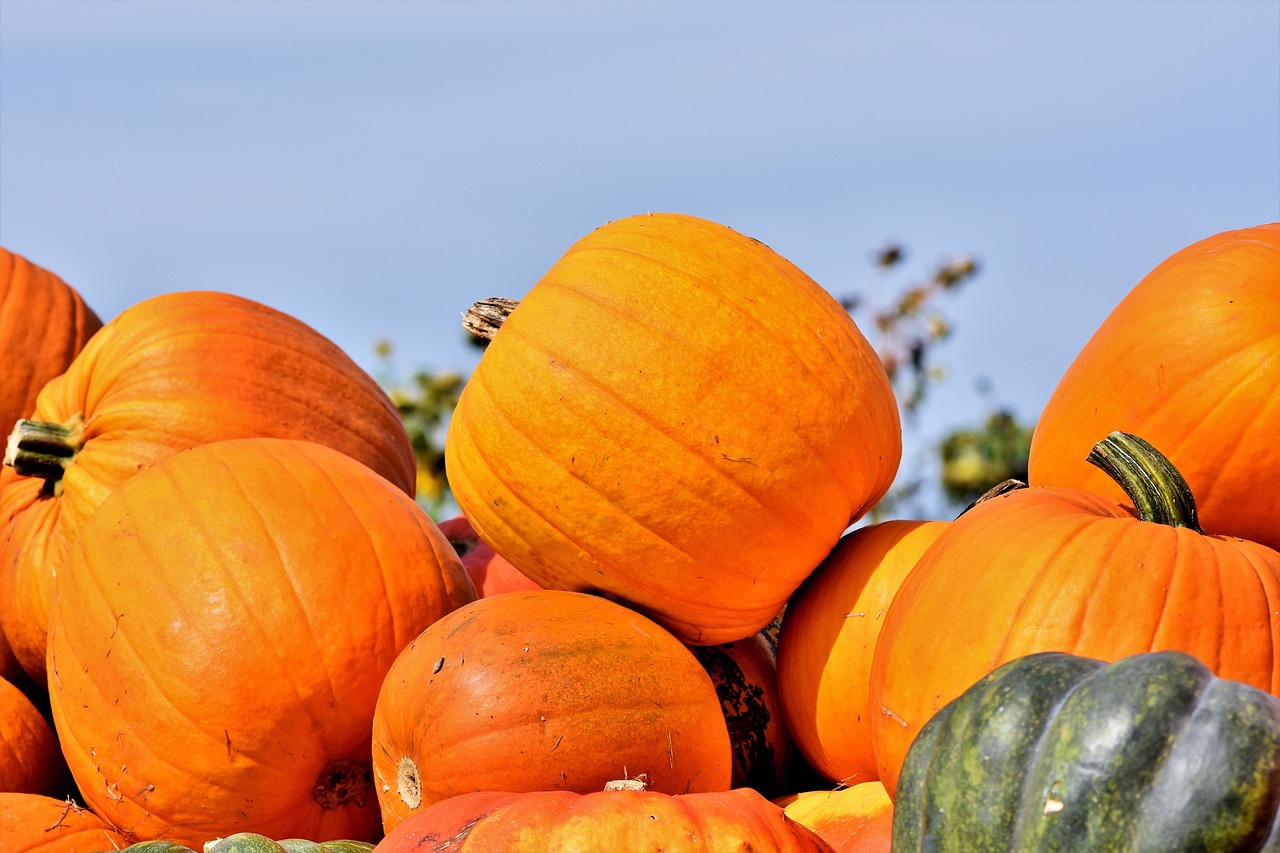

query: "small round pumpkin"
left=0, top=289, right=417, bottom=683
left=893, top=650, right=1280, bottom=851
left=372, top=786, right=836, bottom=852
left=775, top=782, right=895, bottom=852
left=0, top=793, right=129, bottom=852
left=435, top=513, right=541, bottom=597
left=1028, top=222, right=1280, bottom=551
left=0, top=675, right=70, bottom=796
left=445, top=213, right=900, bottom=645
left=777, top=519, right=947, bottom=786
left=370, top=589, right=733, bottom=831
left=46, top=437, right=475, bottom=843
left=870, top=432, right=1280, bottom=797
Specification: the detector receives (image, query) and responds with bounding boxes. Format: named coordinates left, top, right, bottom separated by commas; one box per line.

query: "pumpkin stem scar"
left=312, top=758, right=373, bottom=810
left=397, top=755, right=423, bottom=810
left=4, top=413, right=87, bottom=494
left=1086, top=431, right=1203, bottom=532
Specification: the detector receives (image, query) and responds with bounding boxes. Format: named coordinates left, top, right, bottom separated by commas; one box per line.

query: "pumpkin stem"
left=4, top=415, right=86, bottom=495
left=463, top=297, right=520, bottom=341
left=1085, top=431, right=1201, bottom=532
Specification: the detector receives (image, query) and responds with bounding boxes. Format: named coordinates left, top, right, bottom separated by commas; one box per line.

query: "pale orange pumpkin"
left=1, top=290, right=416, bottom=682
left=45, top=437, right=474, bottom=843
left=0, top=793, right=129, bottom=852
left=446, top=213, right=901, bottom=645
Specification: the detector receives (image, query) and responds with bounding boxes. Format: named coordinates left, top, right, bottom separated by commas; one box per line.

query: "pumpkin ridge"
left=481, top=314, right=840, bottom=545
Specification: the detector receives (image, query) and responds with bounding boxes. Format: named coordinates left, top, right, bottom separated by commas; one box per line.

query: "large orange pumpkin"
left=445, top=213, right=901, bottom=645
left=373, top=786, right=836, bottom=853
left=0, top=290, right=417, bottom=682
left=371, top=589, right=732, bottom=832
left=777, top=519, right=947, bottom=786
left=0, top=675, right=69, bottom=796
left=0, top=793, right=129, bottom=853
left=869, top=432, right=1280, bottom=797
left=45, top=437, right=474, bottom=843
left=1028, top=222, right=1280, bottom=551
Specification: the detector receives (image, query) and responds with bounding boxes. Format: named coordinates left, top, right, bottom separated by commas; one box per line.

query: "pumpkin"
left=0, top=289, right=417, bottom=683
left=869, top=432, right=1280, bottom=796
left=121, top=837, right=375, bottom=853
left=370, top=588, right=732, bottom=831
left=444, top=213, right=900, bottom=645
left=0, top=793, right=129, bottom=852
left=0, top=248, right=102, bottom=461
left=775, top=782, right=895, bottom=852
left=372, top=786, right=836, bottom=852
left=0, top=675, right=70, bottom=796
left=689, top=629, right=800, bottom=798
left=1028, top=222, right=1280, bottom=552
left=892, top=650, right=1280, bottom=851
left=777, top=519, right=948, bottom=786
left=45, top=437, right=475, bottom=844
left=435, top=513, right=541, bottom=596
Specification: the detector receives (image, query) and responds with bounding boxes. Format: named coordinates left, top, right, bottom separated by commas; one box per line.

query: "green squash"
left=118, top=837, right=373, bottom=853
left=892, top=650, right=1280, bottom=851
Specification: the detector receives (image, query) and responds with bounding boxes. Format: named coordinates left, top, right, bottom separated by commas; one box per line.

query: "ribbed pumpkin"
left=870, top=432, right=1280, bottom=797
left=372, top=786, right=836, bottom=853
left=777, top=519, right=947, bottom=786
left=445, top=213, right=900, bottom=645
left=0, top=793, right=129, bottom=853
left=45, top=438, right=474, bottom=844
left=370, top=589, right=732, bottom=832
left=1028, top=222, right=1280, bottom=552
left=893, top=650, right=1280, bottom=851
left=0, top=290, right=416, bottom=682
left=435, top=514, right=541, bottom=597
left=0, top=248, right=102, bottom=455
left=775, top=782, right=895, bottom=852
left=0, top=675, right=69, bottom=796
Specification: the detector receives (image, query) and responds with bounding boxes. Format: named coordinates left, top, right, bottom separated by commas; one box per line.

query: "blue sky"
left=2, top=0, right=1277, bottom=514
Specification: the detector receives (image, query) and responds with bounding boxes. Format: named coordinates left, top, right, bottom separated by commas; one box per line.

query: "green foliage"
left=939, top=410, right=1033, bottom=508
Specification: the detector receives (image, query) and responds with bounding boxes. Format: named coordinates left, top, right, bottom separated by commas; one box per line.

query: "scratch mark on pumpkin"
left=550, top=735, right=563, bottom=752
left=667, top=731, right=674, bottom=769
left=880, top=706, right=909, bottom=728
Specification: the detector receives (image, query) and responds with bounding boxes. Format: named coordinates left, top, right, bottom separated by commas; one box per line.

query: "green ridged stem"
left=1085, top=431, right=1202, bottom=532
left=3, top=414, right=86, bottom=494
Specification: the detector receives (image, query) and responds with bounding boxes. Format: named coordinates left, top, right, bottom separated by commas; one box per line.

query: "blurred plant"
left=939, top=408, right=1033, bottom=508
left=373, top=338, right=464, bottom=518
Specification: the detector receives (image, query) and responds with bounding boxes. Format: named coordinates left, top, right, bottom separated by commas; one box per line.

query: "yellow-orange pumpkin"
left=775, top=782, right=894, bottom=852
left=445, top=213, right=900, bottom=645
left=46, top=437, right=474, bottom=843
left=0, top=675, right=70, bottom=796
left=371, top=589, right=732, bottom=832
left=1, top=290, right=416, bottom=682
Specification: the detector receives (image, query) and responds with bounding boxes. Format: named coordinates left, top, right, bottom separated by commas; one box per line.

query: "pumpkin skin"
left=0, top=793, right=129, bottom=852
left=370, top=589, right=732, bottom=832
left=445, top=213, right=901, bottom=645
left=435, top=513, right=541, bottom=597
left=775, top=782, right=895, bottom=852
left=121, top=836, right=376, bottom=853
left=0, top=290, right=417, bottom=683
left=0, top=675, right=70, bottom=796
left=372, top=787, right=836, bottom=853
left=869, top=434, right=1280, bottom=798
left=777, top=519, right=947, bottom=786
left=689, top=630, right=799, bottom=798
left=1028, top=222, right=1280, bottom=552
left=45, top=438, right=475, bottom=844
left=892, top=650, right=1280, bottom=851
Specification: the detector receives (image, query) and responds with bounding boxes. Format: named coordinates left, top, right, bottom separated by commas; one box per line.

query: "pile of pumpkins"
left=1, top=214, right=1278, bottom=852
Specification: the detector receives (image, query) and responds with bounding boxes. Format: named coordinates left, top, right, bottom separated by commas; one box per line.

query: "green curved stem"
left=4, top=415, right=86, bottom=494
left=1085, top=431, right=1201, bottom=532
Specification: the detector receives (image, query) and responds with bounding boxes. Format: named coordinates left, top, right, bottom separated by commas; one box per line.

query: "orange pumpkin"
left=45, top=437, right=474, bottom=843
left=775, top=782, right=895, bottom=852
left=445, top=213, right=900, bottom=645
left=371, top=589, right=732, bottom=832
left=0, top=675, right=70, bottom=796
left=436, top=513, right=541, bottom=597
left=777, top=519, right=947, bottom=786
left=1028, top=222, right=1280, bottom=551
left=690, top=630, right=800, bottom=798
left=0, top=793, right=129, bottom=852
left=373, top=786, right=836, bottom=853
left=1, top=290, right=416, bottom=682
left=869, top=432, right=1280, bottom=797
left=0, top=248, right=102, bottom=454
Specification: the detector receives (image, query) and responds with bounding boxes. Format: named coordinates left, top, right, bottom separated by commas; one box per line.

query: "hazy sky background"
left=2, top=0, right=1277, bottom=516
